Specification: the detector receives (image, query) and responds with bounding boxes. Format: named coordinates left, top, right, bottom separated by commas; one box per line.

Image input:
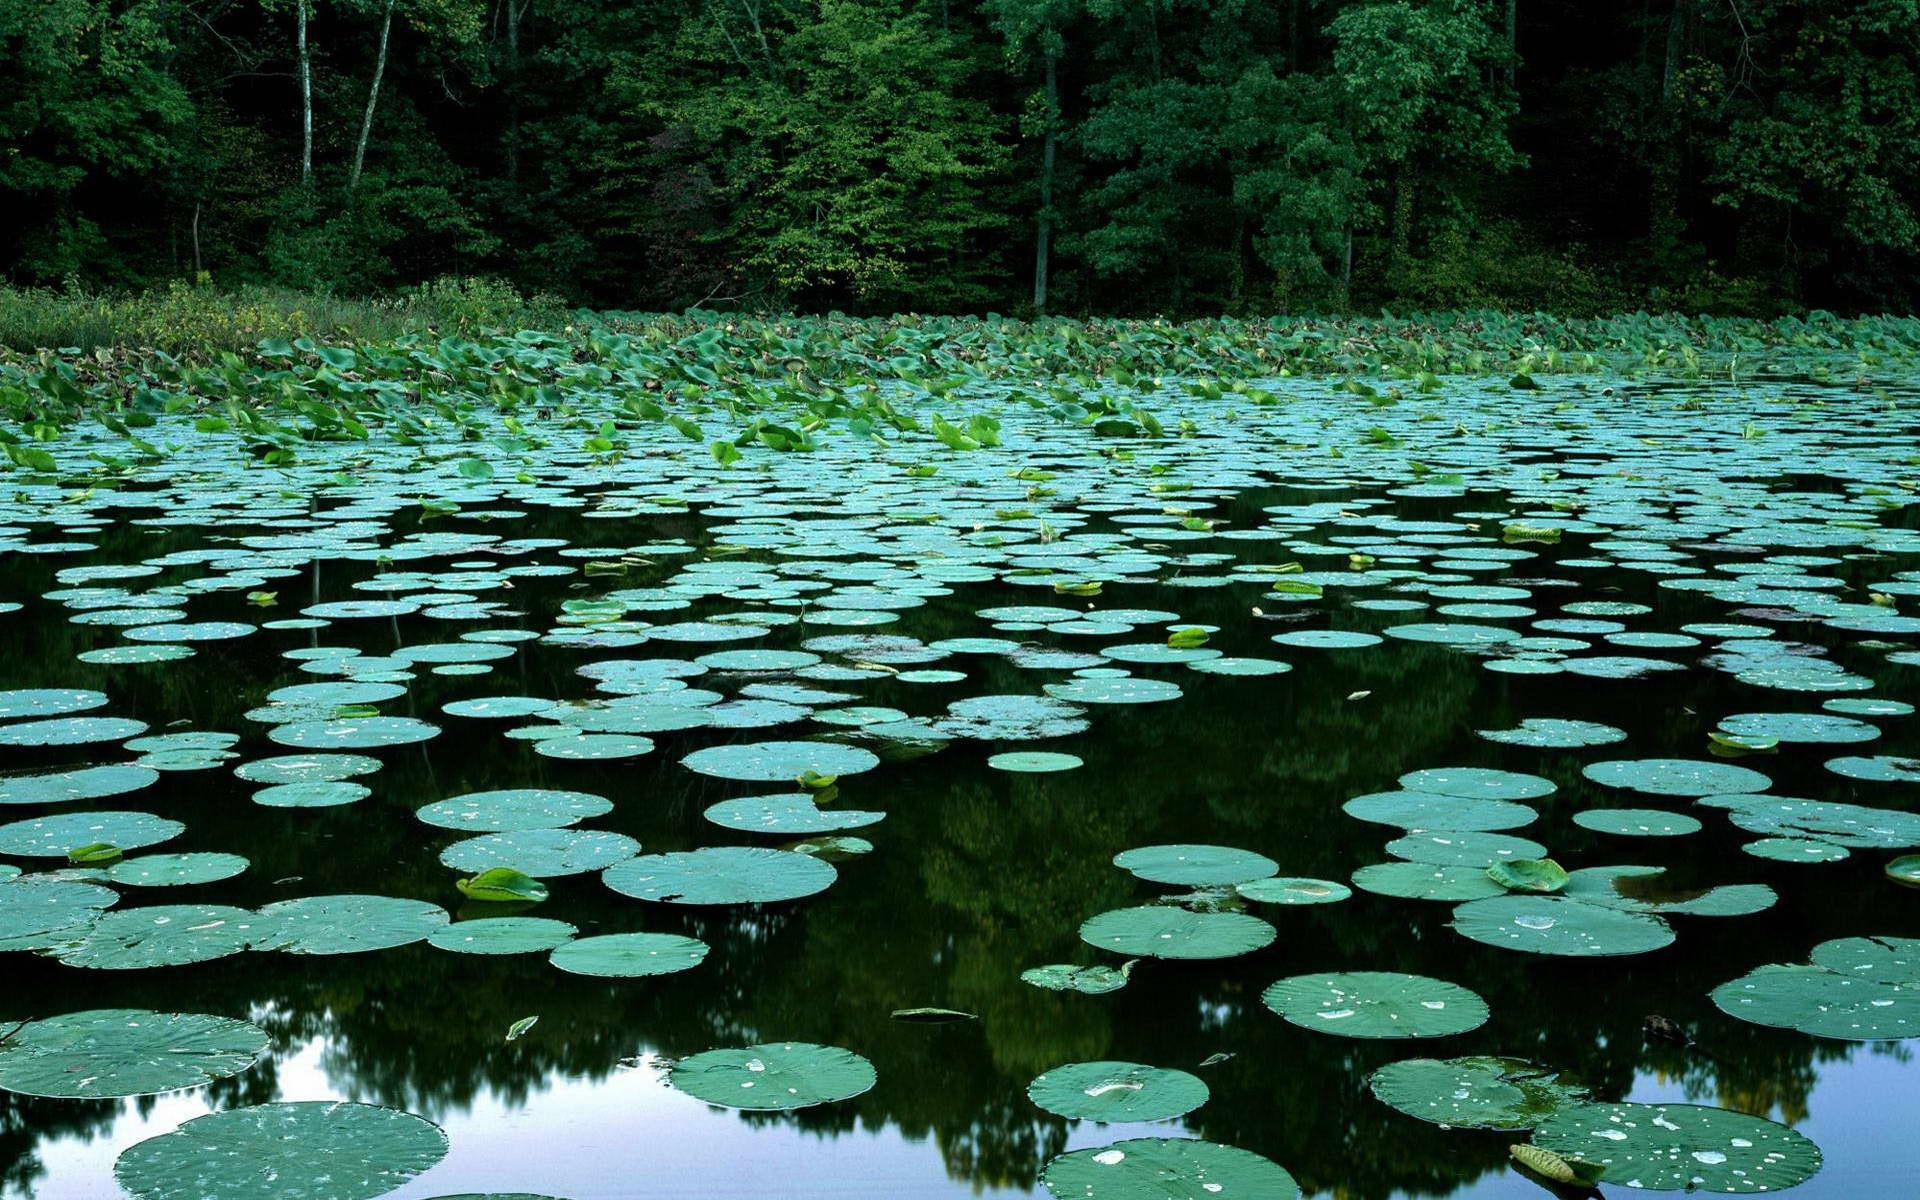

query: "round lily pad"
left=51, top=904, right=274, bottom=969
left=439, top=828, right=640, bottom=877
left=0, top=876, right=118, bottom=950
left=269, top=716, right=440, bottom=750
left=680, top=740, right=879, bottom=782
left=427, top=917, right=578, bottom=955
left=0, top=1009, right=268, bottom=1099
left=104, top=853, right=250, bottom=887
left=1021, top=962, right=1135, bottom=994
left=1477, top=718, right=1626, bottom=749
left=0, top=715, right=149, bottom=747
left=1112, top=844, right=1278, bottom=886
left=1572, top=809, right=1702, bottom=837
left=1235, top=877, right=1351, bottom=905
left=254, top=781, right=369, bottom=808
left=549, top=932, right=710, bottom=977
left=1718, top=712, right=1880, bottom=745
left=1745, top=837, right=1851, bottom=863
left=603, top=846, right=837, bottom=904
left=1079, top=906, right=1276, bottom=960
left=1397, top=767, right=1556, bottom=801
left=668, top=1042, right=875, bottom=1110
left=1368, top=1056, right=1588, bottom=1130
left=1386, top=830, right=1548, bottom=867
left=1261, top=971, right=1489, bottom=1039
left=1826, top=755, right=1920, bottom=783
left=1450, top=895, right=1675, bottom=957
left=0, top=810, right=184, bottom=857
left=988, top=751, right=1084, bottom=773
left=1530, top=1101, right=1822, bottom=1194
left=1027, top=1061, right=1209, bottom=1122
left=416, top=788, right=613, bottom=832
left=255, top=895, right=448, bottom=955
left=1344, top=790, right=1536, bottom=832
left=702, top=793, right=885, bottom=834
left=1351, top=862, right=1507, bottom=902
left=1040, top=1138, right=1299, bottom=1200
left=0, top=688, right=109, bottom=720
left=113, top=1100, right=449, bottom=1200
left=1582, top=758, right=1772, bottom=797
left=1711, top=936, right=1920, bottom=1040
left=0, top=763, right=160, bottom=807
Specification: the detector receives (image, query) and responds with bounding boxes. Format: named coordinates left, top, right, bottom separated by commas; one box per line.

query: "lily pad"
left=549, top=932, right=710, bottom=977
left=255, top=895, right=448, bottom=955
left=1261, top=971, right=1489, bottom=1039
left=668, top=1042, right=875, bottom=1110
left=440, top=829, right=640, bottom=877
left=49, top=904, right=275, bottom=969
left=1369, top=1056, right=1589, bottom=1130
left=1027, top=1061, right=1209, bottom=1122
left=702, top=793, right=885, bottom=834
left=1022, top=961, right=1136, bottom=994
left=1582, top=758, right=1772, bottom=797
left=113, top=1100, right=449, bottom=1200
left=681, top=740, right=880, bottom=782
left=428, top=917, right=578, bottom=955
left=1234, top=877, right=1351, bottom=905
left=1039, top=1138, right=1299, bottom=1200
left=1112, top=844, right=1278, bottom=886
left=1079, top=906, right=1276, bottom=960
left=604, top=846, right=837, bottom=904
left=416, top=788, right=613, bottom=832
left=0, top=810, right=184, bottom=857
left=1530, top=1101, right=1822, bottom=1194
left=1450, top=894, right=1675, bottom=957
left=0, top=1009, right=269, bottom=1099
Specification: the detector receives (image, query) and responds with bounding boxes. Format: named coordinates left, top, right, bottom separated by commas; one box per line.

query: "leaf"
left=456, top=867, right=550, bottom=904
left=456, top=458, right=493, bottom=480
left=67, top=842, right=123, bottom=866
left=1487, top=858, right=1569, bottom=894
left=710, top=439, right=742, bottom=467
left=1166, top=627, right=1210, bottom=649
left=505, top=1015, right=539, bottom=1042
left=889, top=1007, right=976, bottom=1022
left=1197, top=1052, right=1234, bottom=1067
left=1509, top=1143, right=1604, bottom=1187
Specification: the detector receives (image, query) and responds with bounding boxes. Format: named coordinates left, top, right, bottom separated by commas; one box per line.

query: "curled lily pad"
left=1039, top=1138, right=1299, bottom=1200
left=1889, top=855, right=1920, bottom=887
left=1261, top=971, right=1489, bottom=1039
left=1487, top=858, right=1568, bottom=893
left=668, top=1042, right=874, bottom=1110
left=1529, top=1101, right=1822, bottom=1194
left=1027, top=1061, right=1209, bottom=1122
left=549, top=932, right=709, bottom=978
left=1368, top=1056, right=1588, bottom=1130
left=1079, top=906, right=1276, bottom=960
left=0, top=1009, right=268, bottom=1099
left=456, top=867, right=550, bottom=903
left=113, top=1100, right=449, bottom=1200
left=1112, top=844, right=1278, bottom=886
left=604, top=846, right=836, bottom=904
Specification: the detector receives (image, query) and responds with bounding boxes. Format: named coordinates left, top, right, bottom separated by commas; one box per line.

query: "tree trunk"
left=348, top=0, right=394, bottom=191
left=1032, top=44, right=1058, bottom=315
left=297, top=0, right=313, bottom=182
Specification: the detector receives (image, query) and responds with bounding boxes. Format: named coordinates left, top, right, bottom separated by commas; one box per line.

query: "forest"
left=5, top=0, right=1920, bottom=316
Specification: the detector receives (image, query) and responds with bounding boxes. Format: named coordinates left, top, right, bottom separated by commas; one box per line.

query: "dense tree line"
left=6, top=0, right=1919, bottom=314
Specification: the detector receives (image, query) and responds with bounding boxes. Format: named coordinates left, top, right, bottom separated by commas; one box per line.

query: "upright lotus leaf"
left=1368, top=1056, right=1589, bottom=1130
left=113, top=1100, right=450, bottom=1200
left=1022, top=961, right=1136, bottom=994
left=50, top=904, right=276, bottom=969
left=256, top=895, right=449, bottom=955
left=1888, top=855, right=1920, bottom=887
left=456, top=867, right=550, bottom=903
left=1450, top=895, right=1675, bottom=957
left=604, top=846, right=836, bottom=904
left=1039, top=1138, right=1299, bottom=1200
left=1079, top=906, right=1276, bottom=960
left=549, top=932, right=709, bottom=977
left=0, top=1009, right=268, bottom=1099
left=1112, top=844, right=1279, bottom=886
left=668, top=1042, right=875, bottom=1110
left=1027, top=1061, right=1209, bottom=1122
left=1261, top=972, right=1489, bottom=1039
left=1486, top=859, right=1568, bottom=894
left=1529, top=1102, right=1822, bottom=1194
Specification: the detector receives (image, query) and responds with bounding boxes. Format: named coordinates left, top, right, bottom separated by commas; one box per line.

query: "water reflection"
left=2, top=478, right=1919, bottom=1199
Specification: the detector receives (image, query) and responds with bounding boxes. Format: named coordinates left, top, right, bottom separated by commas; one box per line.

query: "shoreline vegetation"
left=2, top=283, right=1918, bottom=380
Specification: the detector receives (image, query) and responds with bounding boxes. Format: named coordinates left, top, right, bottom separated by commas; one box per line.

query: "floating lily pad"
left=0, top=1009, right=268, bottom=1099
left=1825, top=755, right=1920, bottom=784
left=1529, top=1101, right=1822, bottom=1194
left=439, top=828, right=640, bottom=877
left=1368, top=1056, right=1589, bottom=1130
left=1583, top=758, right=1772, bottom=797
left=668, top=1042, right=875, bottom=1110
left=428, top=917, right=578, bottom=955
left=604, top=846, right=837, bottom=904
left=1352, top=862, right=1508, bottom=902
left=0, top=763, right=159, bottom=806
left=1711, top=936, right=1920, bottom=1040
left=1027, top=1061, right=1209, bottom=1122
left=1040, top=1138, right=1299, bottom=1200
left=1386, top=830, right=1548, bottom=867
left=1261, top=971, right=1488, bottom=1039
left=1344, top=790, right=1536, bottom=832
left=1477, top=718, right=1626, bottom=749
left=255, top=895, right=448, bottom=955
left=0, top=811, right=184, bottom=857
left=703, top=793, right=885, bottom=834
left=0, top=716, right=149, bottom=747
left=1112, top=844, right=1278, bottom=886
left=269, top=716, right=440, bottom=750
left=0, top=688, right=109, bottom=720
left=416, top=789, right=613, bottom=832
left=549, top=932, right=710, bottom=977
left=1079, top=906, right=1276, bottom=960
left=1572, top=809, right=1702, bottom=837
left=988, top=751, right=1084, bottom=773
left=113, top=1100, right=450, bottom=1200
left=681, top=740, right=879, bottom=782
left=1397, top=767, right=1556, bottom=801
left=0, top=876, right=119, bottom=950
left=104, top=853, right=250, bottom=887
left=1450, top=894, right=1675, bottom=957
left=50, top=904, right=275, bottom=969
left=1022, top=962, right=1136, bottom=994
left=1235, top=877, right=1351, bottom=905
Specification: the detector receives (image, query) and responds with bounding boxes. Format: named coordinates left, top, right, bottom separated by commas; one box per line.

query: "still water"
left=1, top=370, right=1918, bottom=1199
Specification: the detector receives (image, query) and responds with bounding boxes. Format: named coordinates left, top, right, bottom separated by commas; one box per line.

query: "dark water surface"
left=2, top=372, right=1920, bottom=1198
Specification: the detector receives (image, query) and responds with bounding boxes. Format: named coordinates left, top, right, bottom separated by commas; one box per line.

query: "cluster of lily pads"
left=1, top=320, right=1919, bottom=1198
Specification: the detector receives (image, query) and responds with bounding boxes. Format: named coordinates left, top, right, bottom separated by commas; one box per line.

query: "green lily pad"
left=1825, top=754, right=1920, bottom=783
left=1021, top=961, right=1136, bottom=994
left=1582, top=758, right=1772, bottom=797
left=456, top=867, right=550, bottom=903
left=1530, top=1101, right=1822, bottom=1194
left=1398, top=767, right=1555, bottom=801
left=255, top=894, right=448, bottom=955
left=1369, top=1056, right=1589, bottom=1130
left=1079, top=906, right=1276, bottom=960
left=1477, top=718, right=1626, bottom=749
left=1112, top=844, right=1278, bottom=886
left=1040, top=1138, right=1299, bottom=1200
left=1711, top=936, right=1920, bottom=1039
left=1572, top=809, right=1702, bottom=837
left=549, top=932, right=710, bottom=977
left=1386, top=830, right=1548, bottom=867
left=0, top=810, right=184, bottom=857
left=440, top=829, right=640, bottom=877
left=50, top=904, right=275, bottom=969
left=268, top=716, right=440, bottom=750
left=1889, top=855, right=1920, bottom=886
left=988, top=751, right=1084, bottom=772
left=668, top=1042, right=875, bottom=1110
left=1487, top=858, right=1569, bottom=893
left=0, top=1009, right=268, bottom=1099
left=681, top=740, right=880, bottom=782
left=113, top=1100, right=449, bottom=1200
left=1261, top=971, right=1489, bottom=1039
left=702, top=793, right=885, bottom=834
left=416, top=788, right=613, bottom=832
left=1450, top=895, right=1675, bottom=957
left=1745, top=837, right=1852, bottom=863
left=103, top=853, right=250, bottom=887
left=0, top=688, right=109, bottom=720
left=603, top=846, right=837, bottom=904
left=428, top=917, right=578, bottom=955
left=1351, top=862, right=1508, bottom=902
left=1027, top=1061, right=1209, bottom=1122
left=0, top=876, right=119, bottom=950
left=0, top=763, right=160, bottom=806
left=0, top=716, right=149, bottom=747
left=1344, top=790, right=1536, bottom=832
left=1234, top=877, right=1351, bottom=905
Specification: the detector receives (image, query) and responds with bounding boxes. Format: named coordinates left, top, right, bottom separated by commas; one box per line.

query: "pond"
left=1, top=354, right=1918, bottom=1199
